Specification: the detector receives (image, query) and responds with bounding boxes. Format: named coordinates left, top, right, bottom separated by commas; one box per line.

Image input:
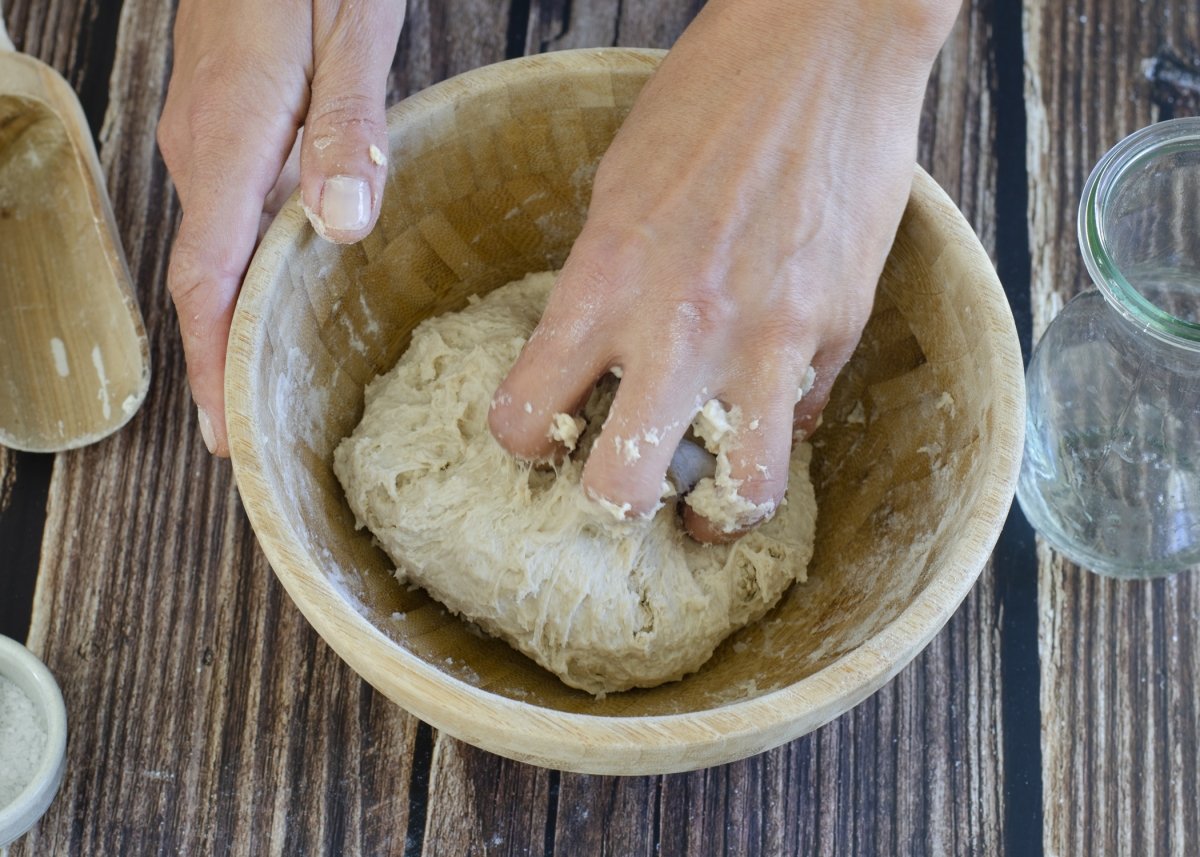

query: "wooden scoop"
left=0, top=15, right=149, bottom=452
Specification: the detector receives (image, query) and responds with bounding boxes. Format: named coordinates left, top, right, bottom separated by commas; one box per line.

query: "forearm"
left=675, top=0, right=960, bottom=96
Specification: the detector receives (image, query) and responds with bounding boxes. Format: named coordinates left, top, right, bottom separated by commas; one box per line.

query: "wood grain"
left=0, top=448, right=52, bottom=642
left=1025, top=1, right=1200, bottom=854
left=390, top=0, right=513, bottom=99
left=422, top=738, right=553, bottom=856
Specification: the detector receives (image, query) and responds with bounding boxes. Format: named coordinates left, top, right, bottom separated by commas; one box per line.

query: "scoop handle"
left=0, top=12, right=12, bottom=52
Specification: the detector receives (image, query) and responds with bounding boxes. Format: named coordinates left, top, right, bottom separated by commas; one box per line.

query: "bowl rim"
left=226, top=47, right=1025, bottom=774
left=0, top=635, right=68, bottom=847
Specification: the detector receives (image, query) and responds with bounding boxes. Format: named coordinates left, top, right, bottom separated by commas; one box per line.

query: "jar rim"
left=1079, top=117, right=1200, bottom=351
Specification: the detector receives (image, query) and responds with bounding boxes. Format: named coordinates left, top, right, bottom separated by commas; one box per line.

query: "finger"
left=301, top=0, right=404, bottom=242
left=684, top=379, right=799, bottom=544
left=792, top=355, right=843, bottom=441
left=168, top=119, right=300, bottom=455
left=488, top=315, right=610, bottom=462
left=581, top=364, right=698, bottom=520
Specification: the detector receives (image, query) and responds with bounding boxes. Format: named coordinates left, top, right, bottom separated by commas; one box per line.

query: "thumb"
left=301, top=1, right=404, bottom=243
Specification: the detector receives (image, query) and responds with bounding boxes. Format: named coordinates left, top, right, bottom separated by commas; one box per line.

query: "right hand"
left=157, top=0, right=404, bottom=455
left=488, top=0, right=958, bottom=543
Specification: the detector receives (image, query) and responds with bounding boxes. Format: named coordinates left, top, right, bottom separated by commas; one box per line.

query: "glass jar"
left=1017, top=118, right=1200, bottom=579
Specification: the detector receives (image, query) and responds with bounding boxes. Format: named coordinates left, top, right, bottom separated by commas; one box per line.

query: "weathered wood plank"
left=421, top=737, right=553, bottom=856
left=527, top=0, right=622, bottom=52
left=0, top=450, right=53, bottom=642
left=390, top=0, right=514, bottom=98
left=1025, top=1, right=1200, bottom=854
left=9, top=0, right=422, bottom=853
left=526, top=0, right=702, bottom=53
left=1, top=0, right=122, bottom=135
left=552, top=773, right=657, bottom=856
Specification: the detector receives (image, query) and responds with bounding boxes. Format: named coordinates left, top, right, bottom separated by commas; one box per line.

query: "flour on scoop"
left=334, top=271, right=817, bottom=695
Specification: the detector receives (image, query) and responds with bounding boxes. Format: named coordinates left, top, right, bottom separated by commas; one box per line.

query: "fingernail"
left=197, top=407, right=216, bottom=453
left=321, top=175, right=370, bottom=232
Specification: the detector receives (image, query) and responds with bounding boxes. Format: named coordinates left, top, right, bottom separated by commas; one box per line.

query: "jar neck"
left=1079, top=119, right=1200, bottom=354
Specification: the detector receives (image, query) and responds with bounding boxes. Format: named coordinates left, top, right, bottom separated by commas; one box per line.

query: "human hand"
left=489, top=0, right=959, bottom=542
left=157, top=0, right=404, bottom=454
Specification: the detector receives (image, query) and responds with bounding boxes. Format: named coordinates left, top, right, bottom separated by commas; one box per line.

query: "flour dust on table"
left=334, top=272, right=818, bottom=695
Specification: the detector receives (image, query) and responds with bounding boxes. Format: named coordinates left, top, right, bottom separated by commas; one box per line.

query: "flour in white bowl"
left=0, top=675, right=46, bottom=807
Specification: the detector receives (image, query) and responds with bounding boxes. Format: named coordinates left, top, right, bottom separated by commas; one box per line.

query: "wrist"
left=695, top=0, right=959, bottom=77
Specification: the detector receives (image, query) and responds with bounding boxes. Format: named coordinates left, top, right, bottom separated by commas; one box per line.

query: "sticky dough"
left=334, top=272, right=818, bottom=695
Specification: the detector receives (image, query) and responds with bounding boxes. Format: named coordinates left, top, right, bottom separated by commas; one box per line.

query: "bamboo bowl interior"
left=227, top=49, right=1024, bottom=773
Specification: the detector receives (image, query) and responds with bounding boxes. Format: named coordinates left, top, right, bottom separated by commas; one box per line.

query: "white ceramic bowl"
left=0, top=635, right=67, bottom=848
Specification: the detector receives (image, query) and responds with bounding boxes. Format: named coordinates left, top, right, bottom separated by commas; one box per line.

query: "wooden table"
left=1, top=0, right=1197, bottom=853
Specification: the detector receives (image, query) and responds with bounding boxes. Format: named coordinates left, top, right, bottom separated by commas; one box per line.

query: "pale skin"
left=158, top=0, right=960, bottom=543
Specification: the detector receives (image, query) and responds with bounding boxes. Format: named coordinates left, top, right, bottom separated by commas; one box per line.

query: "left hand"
left=157, top=0, right=403, bottom=455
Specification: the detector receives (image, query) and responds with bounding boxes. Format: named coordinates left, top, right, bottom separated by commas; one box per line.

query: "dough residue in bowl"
left=333, top=272, right=817, bottom=695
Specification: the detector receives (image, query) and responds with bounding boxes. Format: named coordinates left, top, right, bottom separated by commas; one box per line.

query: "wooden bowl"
left=226, top=49, right=1024, bottom=774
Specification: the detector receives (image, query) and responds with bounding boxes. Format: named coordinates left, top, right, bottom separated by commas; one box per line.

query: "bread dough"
left=334, top=272, right=817, bottom=695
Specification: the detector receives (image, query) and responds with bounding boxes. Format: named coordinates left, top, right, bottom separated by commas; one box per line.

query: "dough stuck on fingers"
left=683, top=399, right=791, bottom=536
left=334, top=272, right=818, bottom=695
left=548, top=412, right=585, bottom=451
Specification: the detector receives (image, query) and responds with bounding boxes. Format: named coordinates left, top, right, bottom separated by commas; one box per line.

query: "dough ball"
left=334, top=272, right=817, bottom=695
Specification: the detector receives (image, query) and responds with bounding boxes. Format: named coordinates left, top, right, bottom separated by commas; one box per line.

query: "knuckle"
left=643, top=285, right=737, bottom=363
left=556, top=255, right=623, bottom=309
left=171, top=190, right=257, bottom=270
left=166, top=236, right=200, bottom=288
left=307, top=92, right=380, bottom=136
left=487, top=399, right=551, bottom=462
left=184, top=52, right=289, bottom=138
left=582, top=453, right=663, bottom=519
left=166, top=253, right=211, bottom=317
left=548, top=257, right=627, bottom=339
left=672, top=290, right=738, bottom=340
left=726, top=420, right=793, bottom=505
left=167, top=246, right=237, bottom=334
left=734, top=463, right=788, bottom=508
left=563, top=232, right=738, bottom=346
